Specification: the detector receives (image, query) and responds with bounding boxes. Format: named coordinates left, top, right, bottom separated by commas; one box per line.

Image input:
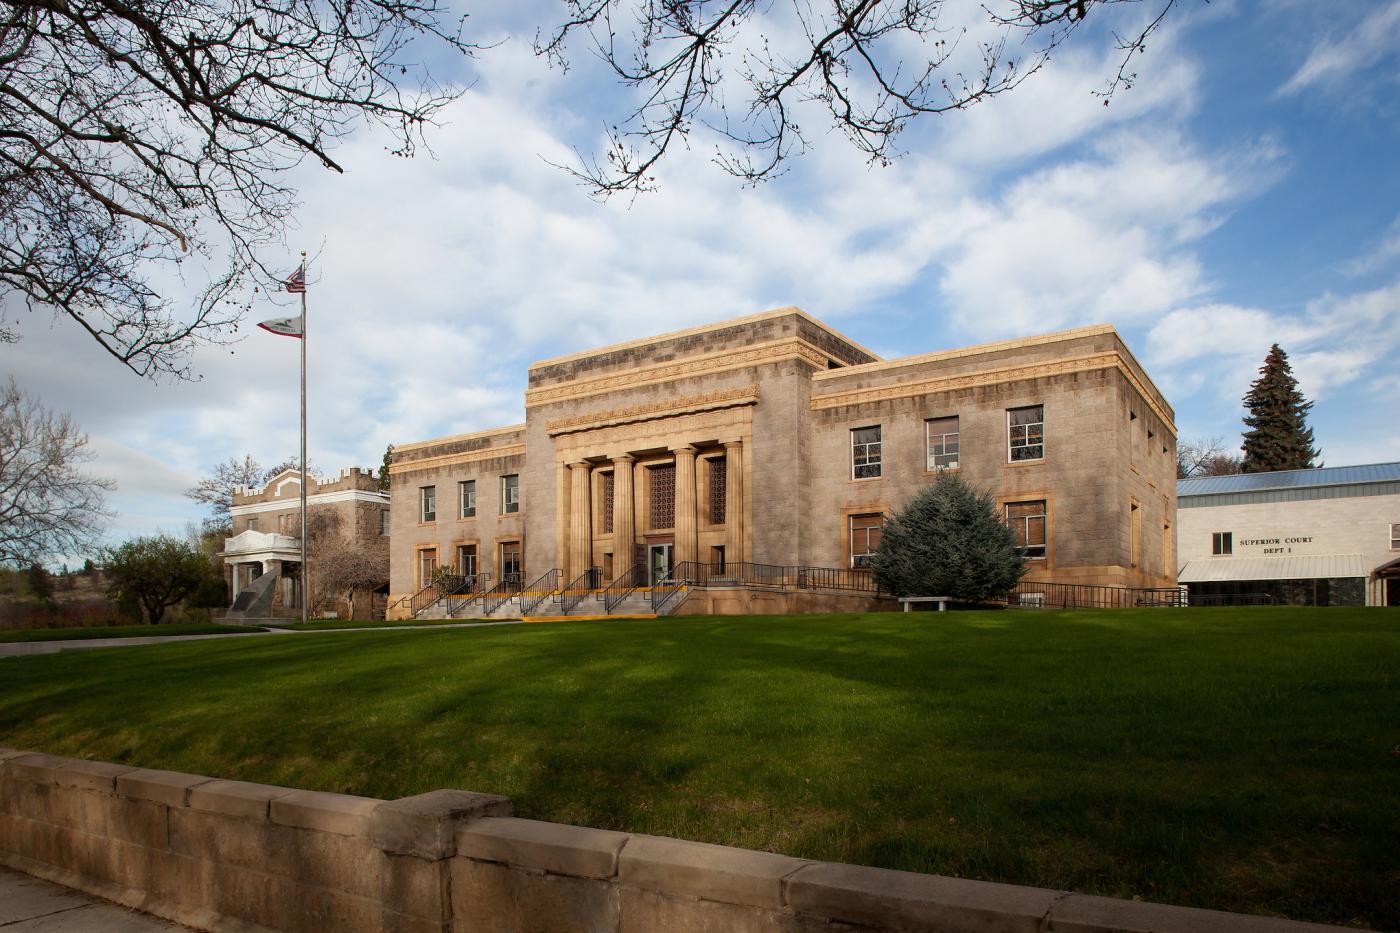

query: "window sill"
left=1004, top=459, right=1044, bottom=469
left=849, top=475, right=884, bottom=484
left=921, top=467, right=961, bottom=478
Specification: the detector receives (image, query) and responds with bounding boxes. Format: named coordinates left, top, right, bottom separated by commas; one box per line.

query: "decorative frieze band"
left=525, top=338, right=826, bottom=408
left=388, top=443, right=528, bottom=476
left=546, top=386, right=761, bottom=436
left=810, top=352, right=1176, bottom=431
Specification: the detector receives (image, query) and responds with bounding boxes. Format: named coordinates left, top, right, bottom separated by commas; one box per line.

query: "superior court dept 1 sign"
left=1238, top=536, right=1314, bottom=555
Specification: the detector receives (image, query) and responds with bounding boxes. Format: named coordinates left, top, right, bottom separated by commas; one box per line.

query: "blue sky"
left=5, top=0, right=1399, bottom=547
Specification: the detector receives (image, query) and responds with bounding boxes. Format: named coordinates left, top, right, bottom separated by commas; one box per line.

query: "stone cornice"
left=388, top=444, right=528, bottom=476
left=546, top=386, right=761, bottom=436
left=811, top=352, right=1176, bottom=431
left=525, top=337, right=826, bottom=408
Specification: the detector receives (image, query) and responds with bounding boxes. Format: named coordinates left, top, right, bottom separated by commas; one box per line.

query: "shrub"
left=873, top=473, right=1027, bottom=601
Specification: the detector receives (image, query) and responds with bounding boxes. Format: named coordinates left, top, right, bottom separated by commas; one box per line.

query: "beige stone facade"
left=222, top=467, right=390, bottom=618
left=388, top=308, right=1177, bottom=615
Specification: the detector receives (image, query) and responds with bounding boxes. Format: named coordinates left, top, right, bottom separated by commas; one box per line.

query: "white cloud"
left=1341, top=214, right=1400, bottom=277
left=1278, top=1, right=1400, bottom=96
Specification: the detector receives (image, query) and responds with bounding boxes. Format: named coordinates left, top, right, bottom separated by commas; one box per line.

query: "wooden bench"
left=900, top=596, right=952, bottom=612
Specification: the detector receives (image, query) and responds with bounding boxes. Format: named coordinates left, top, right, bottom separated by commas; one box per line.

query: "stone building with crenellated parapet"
left=221, top=466, right=390, bottom=619
left=387, top=307, right=1177, bottom=618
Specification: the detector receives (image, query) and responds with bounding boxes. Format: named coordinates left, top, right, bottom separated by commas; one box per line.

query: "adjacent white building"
left=1177, top=463, right=1400, bottom=607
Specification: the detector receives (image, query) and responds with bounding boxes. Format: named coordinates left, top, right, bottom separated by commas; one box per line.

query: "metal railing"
left=518, top=569, right=562, bottom=616
left=1008, top=581, right=1186, bottom=609
left=442, top=572, right=490, bottom=617
left=558, top=566, right=601, bottom=615
left=793, top=565, right=880, bottom=593
left=650, top=565, right=690, bottom=614
left=479, top=573, right=523, bottom=617
left=645, top=561, right=883, bottom=595
left=601, top=563, right=644, bottom=612
left=388, top=578, right=446, bottom=619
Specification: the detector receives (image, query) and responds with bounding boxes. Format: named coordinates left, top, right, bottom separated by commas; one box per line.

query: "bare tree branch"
left=0, top=0, right=478, bottom=378
left=0, top=377, right=114, bottom=565
left=537, top=0, right=1183, bottom=195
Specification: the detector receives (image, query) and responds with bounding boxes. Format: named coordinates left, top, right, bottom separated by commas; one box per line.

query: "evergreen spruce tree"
left=872, top=474, right=1027, bottom=601
left=1241, top=344, right=1320, bottom=473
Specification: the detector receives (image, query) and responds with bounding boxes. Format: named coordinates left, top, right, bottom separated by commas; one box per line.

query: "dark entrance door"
left=1388, top=577, right=1400, bottom=607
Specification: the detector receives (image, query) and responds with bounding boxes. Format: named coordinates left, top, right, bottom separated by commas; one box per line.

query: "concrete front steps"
left=417, top=587, right=689, bottom=622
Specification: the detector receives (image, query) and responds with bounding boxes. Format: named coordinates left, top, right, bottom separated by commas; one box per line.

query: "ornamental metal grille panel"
left=709, top=458, right=727, bottom=524
left=650, top=464, right=675, bottom=530
left=602, top=472, right=615, bottom=534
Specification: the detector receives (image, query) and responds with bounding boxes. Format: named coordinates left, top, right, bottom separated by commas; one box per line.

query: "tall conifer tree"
left=1240, top=344, right=1320, bottom=473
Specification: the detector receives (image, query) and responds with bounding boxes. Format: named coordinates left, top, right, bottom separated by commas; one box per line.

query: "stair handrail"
left=650, top=561, right=701, bottom=614
left=444, top=572, right=491, bottom=616
left=518, top=568, right=563, bottom=616
left=480, top=573, right=523, bottom=617
left=558, top=566, right=601, bottom=614
left=601, top=563, right=644, bottom=612
left=388, top=578, right=446, bottom=620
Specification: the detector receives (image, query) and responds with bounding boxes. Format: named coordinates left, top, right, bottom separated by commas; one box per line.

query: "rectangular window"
left=926, top=416, right=960, bottom=471
left=1212, top=532, right=1233, bottom=555
left=601, top=472, right=615, bottom=534
left=246, top=516, right=258, bottom=531
left=459, top=480, right=476, bottom=518
left=457, top=544, right=477, bottom=578
left=1129, top=501, right=1142, bottom=569
left=850, top=513, right=883, bottom=568
left=1391, top=523, right=1400, bottom=549
left=500, top=541, right=522, bottom=581
left=709, top=457, right=727, bottom=524
left=380, top=510, right=390, bottom=536
left=418, top=548, right=438, bottom=588
left=1006, top=501, right=1047, bottom=559
left=1008, top=406, right=1045, bottom=462
left=420, top=485, right=436, bottom=523
left=852, top=426, right=882, bottom=479
left=501, top=474, right=520, bottom=514
left=650, top=463, right=675, bottom=529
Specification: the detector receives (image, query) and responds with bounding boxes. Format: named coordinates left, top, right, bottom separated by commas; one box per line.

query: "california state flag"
left=257, top=316, right=303, bottom=338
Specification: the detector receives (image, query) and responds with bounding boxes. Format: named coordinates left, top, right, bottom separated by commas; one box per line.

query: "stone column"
left=612, top=454, right=636, bottom=577
left=674, top=445, right=698, bottom=567
left=568, top=461, right=592, bottom=580
left=723, top=439, right=744, bottom=566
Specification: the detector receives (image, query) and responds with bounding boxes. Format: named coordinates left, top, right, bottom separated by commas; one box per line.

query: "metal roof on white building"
left=1179, top=462, right=1400, bottom=497
left=1178, top=554, right=1370, bottom=583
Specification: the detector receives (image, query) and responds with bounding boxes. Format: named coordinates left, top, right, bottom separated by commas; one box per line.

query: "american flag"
left=285, top=268, right=307, bottom=294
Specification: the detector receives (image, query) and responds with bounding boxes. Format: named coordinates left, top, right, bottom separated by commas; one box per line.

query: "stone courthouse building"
left=222, top=466, right=390, bottom=618
left=387, top=307, right=1177, bottom=616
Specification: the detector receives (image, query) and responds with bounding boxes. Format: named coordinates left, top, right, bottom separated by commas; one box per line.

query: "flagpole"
left=299, top=252, right=308, bottom=626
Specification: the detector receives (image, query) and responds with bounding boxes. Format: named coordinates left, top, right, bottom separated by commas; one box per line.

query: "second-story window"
left=420, top=485, right=436, bottom=523
left=501, top=474, right=520, bottom=514
left=380, top=509, right=390, bottom=536
left=852, top=426, right=882, bottom=479
left=459, top=480, right=476, bottom=518
left=1213, top=532, right=1233, bottom=555
left=1008, top=405, right=1044, bottom=462
left=926, top=416, right=959, bottom=471
left=246, top=516, right=259, bottom=531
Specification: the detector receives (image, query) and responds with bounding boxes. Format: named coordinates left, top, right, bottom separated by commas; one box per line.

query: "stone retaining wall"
left=0, top=748, right=1353, bottom=933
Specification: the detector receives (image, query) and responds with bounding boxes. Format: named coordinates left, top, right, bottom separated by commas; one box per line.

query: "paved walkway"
left=0, top=620, right=523, bottom=658
left=0, top=867, right=196, bottom=931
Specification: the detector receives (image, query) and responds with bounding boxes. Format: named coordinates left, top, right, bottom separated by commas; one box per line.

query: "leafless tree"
left=0, top=0, right=478, bottom=378
left=305, top=507, right=386, bottom=618
left=0, top=378, right=114, bottom=565
left=537, top=0, right=1182, bottom=195
left=1177, top=436, right=1243, bottom=480
left=185, top=453, right=263, bottom=529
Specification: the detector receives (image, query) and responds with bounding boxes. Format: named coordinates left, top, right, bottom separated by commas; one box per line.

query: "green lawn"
left=0, top=622, right=263, bottom=643
left=0, top=608, right=1395, bottom=928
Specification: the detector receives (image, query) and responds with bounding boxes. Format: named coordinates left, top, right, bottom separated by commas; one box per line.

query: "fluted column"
left=674, top=445, right=698, bottom=567
left=723, top=439, right=744, bottom=565
left=568, top=461, right=591, bottom=579
left=612, top=454, right=636, bottom=576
